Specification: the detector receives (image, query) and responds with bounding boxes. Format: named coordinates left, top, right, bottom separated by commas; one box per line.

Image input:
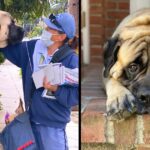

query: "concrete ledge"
left=81, top=64, right=150, bottom=147
left=81, top=143, right=150, bottom=150
left=81, top=111, right=106, bottom=143
left=81, top=98, right=150, bottom=145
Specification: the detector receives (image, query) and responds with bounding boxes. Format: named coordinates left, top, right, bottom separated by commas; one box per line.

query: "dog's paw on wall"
left=106, top=80, right=136, bottom=120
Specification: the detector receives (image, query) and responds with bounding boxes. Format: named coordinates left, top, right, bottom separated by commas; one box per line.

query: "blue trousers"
left=31, top=123, right=68, bottom=150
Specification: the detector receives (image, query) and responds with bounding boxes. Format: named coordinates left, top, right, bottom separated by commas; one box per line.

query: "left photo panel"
left=0, top=0, right=79, bottom=150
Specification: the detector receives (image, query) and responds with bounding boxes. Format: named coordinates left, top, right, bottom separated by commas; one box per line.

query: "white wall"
left=130, top=0, right=150, bottom=13
left=81, top=0, right=90, bottom=64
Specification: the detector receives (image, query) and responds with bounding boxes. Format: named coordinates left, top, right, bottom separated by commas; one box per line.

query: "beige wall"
left=82, top=0, right=90, bottom=64
left=130, top=0, right=150, bottom=13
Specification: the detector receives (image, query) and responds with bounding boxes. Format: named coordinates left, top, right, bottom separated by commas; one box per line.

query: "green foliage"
left=27, top=26, right=42, bottom=38
left=0, top=0, right=68, bottom=22
left=0, top=52, right=5, bottom=64
left=19, top=69, right=22, bottom=77
left=0, top=0, right=50, bottom=22
left=50, top=0, right=68, bottom=14
left=81, top=143, right=137, bottom=150
left=0, top=0, right=68, bottom=65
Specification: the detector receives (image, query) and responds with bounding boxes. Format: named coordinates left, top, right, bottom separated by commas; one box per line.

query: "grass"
left=81, top=143, right=116, bottom=150
left=81, top=143, right=137, bottom=150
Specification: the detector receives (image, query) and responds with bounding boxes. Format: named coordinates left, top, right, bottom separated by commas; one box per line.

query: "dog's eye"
left=128, top=63, right=139, bottom=74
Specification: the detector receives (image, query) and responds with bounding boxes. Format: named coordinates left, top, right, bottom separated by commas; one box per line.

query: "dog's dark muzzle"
left=130, top=76, right=150, bottom=114
left=8, top=23, right=24, bottom=45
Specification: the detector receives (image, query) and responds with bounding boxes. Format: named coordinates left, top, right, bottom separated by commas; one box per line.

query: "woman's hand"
left=43, top=77, right=58, bottom=92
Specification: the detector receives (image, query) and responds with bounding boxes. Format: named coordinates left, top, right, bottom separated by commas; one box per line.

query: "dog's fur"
left=103, top=9, right=150, bottom=120
left=0, top=11, right=24, bottom=124
left=0, top=10, right=24, bottom=48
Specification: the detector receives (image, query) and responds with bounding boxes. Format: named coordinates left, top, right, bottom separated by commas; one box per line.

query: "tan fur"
left=110, top=37, right=148, bottom=79
left=0, top=11, right=12, bottom=48
left=106, top=78, right=134, bottom=106
left=105, top=8, right=150, bottom=118
left=112, top=8, right=150, bottom=37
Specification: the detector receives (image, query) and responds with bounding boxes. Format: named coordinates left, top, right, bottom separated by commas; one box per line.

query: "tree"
left=0, top=0, right=50, bottom=22
left=0, top=0, right=70, bottom=64
left=49, top=0, right=67, bottom=14
left=0, top=0, right=48, bottom=64
left=0, top=0, right=57, bottom=64
left=0, top=0, right=69, bottom=22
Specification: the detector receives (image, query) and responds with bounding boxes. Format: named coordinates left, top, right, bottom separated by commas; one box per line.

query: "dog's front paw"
left=106, top=89, right=136, bottom=120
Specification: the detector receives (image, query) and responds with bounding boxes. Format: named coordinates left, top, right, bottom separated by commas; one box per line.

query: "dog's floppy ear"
left=103, top=36, right=120, bottom=78
left=7, top=21, right=24, bottom=45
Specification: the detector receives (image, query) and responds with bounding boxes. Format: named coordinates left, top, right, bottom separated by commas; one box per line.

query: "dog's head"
left=104, top=9, right=150, bottom=113
left=0, top=10, right=24, bottom=48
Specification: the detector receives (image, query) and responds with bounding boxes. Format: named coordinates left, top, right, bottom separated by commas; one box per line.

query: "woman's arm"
left=0, top=40, right=37, bottom=68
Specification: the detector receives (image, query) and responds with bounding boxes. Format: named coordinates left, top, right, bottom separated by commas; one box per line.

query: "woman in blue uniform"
left=0, top=12, right=78, bottom=150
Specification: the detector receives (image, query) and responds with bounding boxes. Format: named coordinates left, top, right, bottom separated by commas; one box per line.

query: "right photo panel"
left=81, top=0, right=150, bottom=149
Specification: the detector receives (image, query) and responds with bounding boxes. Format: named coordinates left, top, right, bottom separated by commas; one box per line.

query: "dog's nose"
left=130, top=82, right=150, bottom=114
left=134, top=87, right=150, bottom=114
left=130, top=80, right=150, bottom=104
left=137, top=88, right=150, bottom=104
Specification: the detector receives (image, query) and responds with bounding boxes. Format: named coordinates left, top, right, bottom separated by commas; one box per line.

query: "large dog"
left=0, top=10, right=24, bottom=48
left=103, top=9, right=150, bottom=120
left=0, top=11, right=24, bottom=125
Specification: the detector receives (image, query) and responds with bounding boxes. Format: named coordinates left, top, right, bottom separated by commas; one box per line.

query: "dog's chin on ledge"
left=136, top=100, right=150, bottom=115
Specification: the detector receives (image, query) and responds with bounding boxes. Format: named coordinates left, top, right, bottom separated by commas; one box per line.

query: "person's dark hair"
left=58, top=31, right=78, bottom=49
left=68, top=36, right=78, bottom=49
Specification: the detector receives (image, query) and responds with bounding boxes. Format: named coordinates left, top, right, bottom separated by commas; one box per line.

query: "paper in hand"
left=32, top=63, right=78, bottom=89
left=32, top=69, right=45, bottom=89
left=32, top=63, right=61, bottom=89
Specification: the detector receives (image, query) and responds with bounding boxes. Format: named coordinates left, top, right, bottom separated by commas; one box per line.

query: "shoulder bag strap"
left=51, top=45, right=74, bottom=63
left=25, top=42, right=35, bottom=110
left=26, top=42, right=33, bottom=72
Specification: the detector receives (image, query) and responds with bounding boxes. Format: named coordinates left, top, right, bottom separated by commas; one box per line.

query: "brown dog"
left=0, top=10, right=24, bottom=48
left=0, top=11, right=24, bottom=123
left=103, top=8, right=150, bottom=120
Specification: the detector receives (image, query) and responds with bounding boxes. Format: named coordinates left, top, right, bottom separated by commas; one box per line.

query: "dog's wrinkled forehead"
left=112, top=9, right=150, bottom=40
left=104, top=8, right=150, bottom=79
left=0, top=10, right=12, bottom=25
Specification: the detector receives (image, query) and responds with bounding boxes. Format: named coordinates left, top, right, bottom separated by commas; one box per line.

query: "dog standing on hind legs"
left=103, top=8, right=150, bottom=120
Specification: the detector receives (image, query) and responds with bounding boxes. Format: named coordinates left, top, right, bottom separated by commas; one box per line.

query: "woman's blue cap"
left=43, top=13, right=76, bottom=39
